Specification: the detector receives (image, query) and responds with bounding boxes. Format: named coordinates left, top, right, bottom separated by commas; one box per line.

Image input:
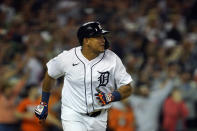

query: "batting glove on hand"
left=34, top=102, right=48, bottom=120
left=95, top=90, right=113, bottom=106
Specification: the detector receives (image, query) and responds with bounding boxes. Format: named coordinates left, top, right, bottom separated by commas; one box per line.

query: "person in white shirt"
left=129, top=80, right=174, bottom=131
left=34, top=21, right=133, bottom=131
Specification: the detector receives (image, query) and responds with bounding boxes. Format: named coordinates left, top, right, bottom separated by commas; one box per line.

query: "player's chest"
left=65, top=61, right=115, bottom=85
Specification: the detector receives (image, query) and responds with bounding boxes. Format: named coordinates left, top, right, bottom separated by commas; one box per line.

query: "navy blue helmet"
left=77, top=21, right=110, bottom=49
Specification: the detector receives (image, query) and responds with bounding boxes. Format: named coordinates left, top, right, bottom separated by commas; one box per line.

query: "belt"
left=86, top=110, right=102, bottom=117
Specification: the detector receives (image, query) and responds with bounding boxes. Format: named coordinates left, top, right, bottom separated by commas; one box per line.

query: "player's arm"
left=40, top=72, right=56, bottom=104
left=35, top=72, right=56, bottom=120
left=42, top=72, right=56, bottom=95
left=117, top=83, right=132, bottom=100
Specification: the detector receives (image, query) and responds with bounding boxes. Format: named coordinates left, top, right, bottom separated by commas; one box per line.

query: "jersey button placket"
left=85, top=64, right=93, bottom=113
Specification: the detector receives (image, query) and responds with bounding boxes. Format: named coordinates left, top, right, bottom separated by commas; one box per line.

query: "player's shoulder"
left=105, top=49, right=118, bottom=58
left=104, top=49, right=120, bottom=61
left=56, top=47, right=76, bottom=57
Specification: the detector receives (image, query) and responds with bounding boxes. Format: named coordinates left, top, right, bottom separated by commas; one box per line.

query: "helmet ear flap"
left=104, top=36, right=110, bottom=49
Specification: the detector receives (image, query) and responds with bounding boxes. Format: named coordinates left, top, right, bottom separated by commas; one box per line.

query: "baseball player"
left=35, top=21, right=133, bottom=131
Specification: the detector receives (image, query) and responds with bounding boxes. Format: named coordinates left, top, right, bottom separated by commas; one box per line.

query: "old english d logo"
left=97, top=71, right=110, bottom=87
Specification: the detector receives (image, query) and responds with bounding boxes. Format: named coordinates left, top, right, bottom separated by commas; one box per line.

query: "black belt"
left=86, top=111, right=102, bottom=117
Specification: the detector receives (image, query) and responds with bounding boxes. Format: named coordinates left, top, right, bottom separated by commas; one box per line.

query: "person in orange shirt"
left=15, top=84, right=44, bottom=131
left=15, top=84, right=62, bottom=131
left=108, top=98, right=135, bottom=131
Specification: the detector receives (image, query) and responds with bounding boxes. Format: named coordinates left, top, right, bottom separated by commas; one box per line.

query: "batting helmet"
left=77, top=21, right=110, bottom=49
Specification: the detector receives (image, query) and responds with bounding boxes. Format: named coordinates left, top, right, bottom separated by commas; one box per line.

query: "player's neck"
left=81, top=47, right=99, bottom=61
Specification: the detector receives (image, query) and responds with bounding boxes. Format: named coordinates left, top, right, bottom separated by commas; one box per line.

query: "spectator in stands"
left=0, top=81, right=19, bottom=131
left=129, top=79, right=174, bottom=131
left=163, top=88, right=189, bottom=131
left=15, top=84, right=44, bottom=131
left=108, top=98, right=135, bottom=131
left=15, top=84, right=62, bottom=131
left=0, top=65, right=27, bottom=131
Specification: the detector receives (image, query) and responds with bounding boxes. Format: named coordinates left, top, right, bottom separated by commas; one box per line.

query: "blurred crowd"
left=0, top=0, right=197, bottom=131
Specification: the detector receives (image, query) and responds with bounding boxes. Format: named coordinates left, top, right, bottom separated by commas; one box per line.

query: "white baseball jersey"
left=47, top=46, right=132, bottom=121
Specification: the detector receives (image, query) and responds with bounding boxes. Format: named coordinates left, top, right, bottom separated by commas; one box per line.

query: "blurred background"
left=0, top=0, right=197, bottom=131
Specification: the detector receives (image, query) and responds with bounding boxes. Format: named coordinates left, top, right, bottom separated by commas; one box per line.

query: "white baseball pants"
left=61, top=106, right=107, bottom=131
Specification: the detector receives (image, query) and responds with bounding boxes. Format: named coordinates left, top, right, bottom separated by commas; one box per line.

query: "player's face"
left=88, top=35, right=105, bottom=53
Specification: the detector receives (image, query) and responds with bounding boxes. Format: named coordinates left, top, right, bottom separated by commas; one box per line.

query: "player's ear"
left=83, top=38, right=90, bottom=46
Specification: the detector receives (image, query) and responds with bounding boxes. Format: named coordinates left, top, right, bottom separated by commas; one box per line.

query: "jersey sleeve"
left=114, top=55, right=132, bottom=88
left=46, top=51, right=67, bottom=79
